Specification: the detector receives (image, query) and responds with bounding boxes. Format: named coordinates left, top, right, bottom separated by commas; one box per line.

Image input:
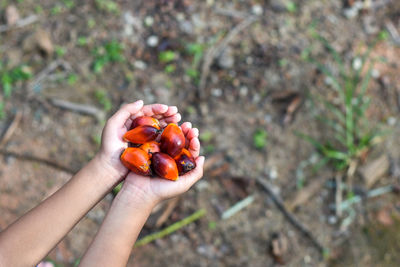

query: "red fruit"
left=152, top=152, right=179, bottom=181
left=120, top=147, right=152, bottom=176
left=139, top=141, right=160, bottom=156
left=174, top=148, right=196, bottom=175
left=160, top=123, right=185, bottom=157
left=131, top=116, right=161, bottom=130
left=123, top=125, right=160, bottom=144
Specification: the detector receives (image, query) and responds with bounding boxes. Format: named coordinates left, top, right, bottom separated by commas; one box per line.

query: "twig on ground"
left=155, top=197, right=181, bottom=228
left=256, top=177, right=326, bottom=256
left=0, top=14, right=38, bottom=33
left=335, top=173, right=343, bottom=217
left=28, top=60, right=72, bottom=94
left=286, top=176, right=329, bottom=211
left=385, top=20, right=400, bottom=46
left=0, top=110, right=23, bottom=147
left=337, top=185, right=394, bottom=211
left=198, top=16, right=258, bottom=98
left=214, top=8, right=249, bottom=19
left=49, top=98, right=106, bottom=121
left=221, top=194, right=255, bottom=220
left=0, top=149, right=76, bottom=174
left=135, top=209, right=206, bottom=247
left=346, top=160, right=358, bottom=194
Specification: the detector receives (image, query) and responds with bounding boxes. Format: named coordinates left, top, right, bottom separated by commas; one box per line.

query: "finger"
left=142, top=104, right=168, bottom=117
left=180, top=122, right=192, bottom=135
left=109, top=100, right=144, bottom=128
left=179, top=156, right=205, bottom=190
left=164, top=106, right=178, bottom=117
left=159, top=113, right=181, bottom=127
left=187, top=128, right=199, bottom=140
left=189, top=137, right=200, bottom=158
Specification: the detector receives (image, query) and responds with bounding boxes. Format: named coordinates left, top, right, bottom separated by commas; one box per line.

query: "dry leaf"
left=35, top=29, right=54, bottom=55
left=359, top=155, right=390, bottom=188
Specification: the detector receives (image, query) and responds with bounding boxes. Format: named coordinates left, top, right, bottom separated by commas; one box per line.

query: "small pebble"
left=371, top=69, right=380, bottom=79
left=133, top=60, right=147, bottom=70
left=251, top=4, right=263, bottom=15
left=239, top=86, right=248, bottom=97
left=269, top=168, right=278, bottom=180
left=328, top=215, right=338, bottom=225
left=352, top=57, right=362, bottom=71
left=176, top=13, right=185, bottom=21
left=146, top=35, right=159, bottom=47
left=304, top=255, right=312, bottom=264
left=144, top=16, right=154, bottom=27
left=387, top=117, right=396, bottom=126
left=211, top=88, right=222, bottom=97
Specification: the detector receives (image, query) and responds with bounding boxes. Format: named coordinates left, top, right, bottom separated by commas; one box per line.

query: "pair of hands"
left=97, top=100, right=205, bottom=205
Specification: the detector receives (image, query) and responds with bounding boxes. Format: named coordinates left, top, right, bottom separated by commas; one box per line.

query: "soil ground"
left=1, top=0, right=400, bottom=266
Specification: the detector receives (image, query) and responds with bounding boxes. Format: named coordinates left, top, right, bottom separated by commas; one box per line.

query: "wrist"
left=94, top=152, right=128, bottom=183
left=115, top=181, right=159, bottom=211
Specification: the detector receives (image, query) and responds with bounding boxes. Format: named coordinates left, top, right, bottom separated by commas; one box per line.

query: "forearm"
left=0, top=155, right=121, bottom=267
left=79, top=184, right=156, bottom=267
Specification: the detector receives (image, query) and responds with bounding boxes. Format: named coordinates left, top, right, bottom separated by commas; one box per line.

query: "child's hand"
left=97, top=100, right=181, bottom=181
left=121, top=122, right=204, bottom=205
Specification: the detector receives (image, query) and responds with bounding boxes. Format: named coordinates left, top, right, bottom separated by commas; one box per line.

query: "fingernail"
left=135, top=100, right=144, bottom=106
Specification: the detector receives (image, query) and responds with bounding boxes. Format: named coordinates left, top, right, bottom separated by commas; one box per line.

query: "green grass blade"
left=315, top=34, right=346, bottom=77
left=316, top=116, right=346, bottom=136
left=321, top=147, right=349, bottom=160
left=309, top=58, right=343, bottom=96
left=295, top=131, right=324, bottom=151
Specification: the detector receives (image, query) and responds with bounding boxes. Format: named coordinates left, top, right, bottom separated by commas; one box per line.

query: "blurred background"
left=1, top=0, right=400, bottom=266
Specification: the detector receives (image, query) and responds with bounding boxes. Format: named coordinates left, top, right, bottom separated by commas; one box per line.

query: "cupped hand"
left=97, top=100, right=181, bottom=181
left=122, top=122, right=204, bottom=205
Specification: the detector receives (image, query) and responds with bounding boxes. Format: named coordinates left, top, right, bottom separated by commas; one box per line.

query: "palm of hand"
left=99, top=101, right=182, bottom=178
left=99, top=100, right=204, bottom=201
left=124, top=121, right=203, bottom=201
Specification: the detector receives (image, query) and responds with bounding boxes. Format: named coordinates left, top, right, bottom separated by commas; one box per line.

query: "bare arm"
left=0, top=100, right=181, bottom=267
left=79, top=124, right=204, bottom=267
left=0, top=155, right=119, bottom=266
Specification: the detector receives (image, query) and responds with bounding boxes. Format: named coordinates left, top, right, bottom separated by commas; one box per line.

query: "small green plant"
left=253, top=129, right=268, bottom=149
left=95, top=0, right=119, bottom=13
left=94, top=89, right=112, bottom=112
left=208, top=221, right=217, bottom=230
left=298, top=31, right=382, bottom=171
left=1, top=64, right=32, bottom=98
left=77, top=36, right=88, bottom=46
left=35, top=5, right=44, bottom=14
left=185, top=43, right=205, bottom=82
left=87, top=18, right=96, bottom=28
left=67, top=74, right=78, bottom=85
left=92, top=40, right=124, bottom=73
left=286, top=1, right=297, bottom=13
left=0, top=63, right=32, bottom=119
left=0, top=102, right=5, bottom=119
left=158, top=50, right=177, bottom=63
left=55, top=46, right=67, bottom=57
left=200, top=130, right=213, bottom=143
left=164, top=64, right=176, bottom=74
left=51, top=5, right=63, bottom=15
left=62, top=0, right=75, bottom=9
